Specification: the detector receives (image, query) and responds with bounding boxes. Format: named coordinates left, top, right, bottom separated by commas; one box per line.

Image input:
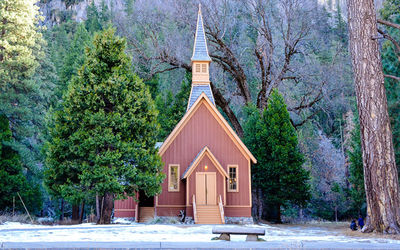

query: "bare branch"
left=292, top=109, right=318, bottom=128
left=377, top=19, right=400, bottom=31
left=210, top=82, right=244, bottom=137
left=384, top=74, right=400, bottom=81
left=377, top=28, right=400, bottom=63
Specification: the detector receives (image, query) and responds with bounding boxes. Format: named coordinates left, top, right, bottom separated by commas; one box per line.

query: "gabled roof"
left=182, top=146, right=228, bottom=179
left=158, top=92, right=257, bottom=164
left=191, top=5, right=211, bottom=62
left=187, top=84, right=215, bottom=111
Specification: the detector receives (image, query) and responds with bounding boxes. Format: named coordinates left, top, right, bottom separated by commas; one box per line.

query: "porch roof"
left=182, top=146, right=229, bottom=179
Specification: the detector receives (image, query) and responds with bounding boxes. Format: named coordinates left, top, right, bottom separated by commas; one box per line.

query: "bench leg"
left=246, top=235, right=258, bottom=241
left=219, top=233, right=230, bottom=241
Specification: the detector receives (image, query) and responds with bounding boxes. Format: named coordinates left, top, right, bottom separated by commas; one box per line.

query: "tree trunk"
left=257, top=187, right=263, bottom=221
left=347, top=0, right=400, bottom=233
left=210, top=82, right=244, bottom=137
left=335, top=206, right=338, bottom=223
left=96, top=194, right=100, bottom=222
left=60, top=199, right=64, bottom=221
left=98, top=192, right=114, bottom=224
left=79, top=201, right=85, bottom=224
left=72, top=204, right=80, bottom=222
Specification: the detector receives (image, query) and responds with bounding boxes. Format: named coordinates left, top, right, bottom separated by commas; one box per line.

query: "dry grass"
left=267, top=220, right=400, bottom=241
left=341, top=227, right=400, bottom=241
left=0, top=213, right=31, bottom=224
left=57, top=218, right=81, bottom=225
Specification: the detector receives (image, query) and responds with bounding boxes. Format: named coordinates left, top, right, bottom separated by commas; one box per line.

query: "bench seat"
left=212, top=227, right=265, bottom=241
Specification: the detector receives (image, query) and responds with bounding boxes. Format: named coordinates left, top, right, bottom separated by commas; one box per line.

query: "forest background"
left=1, top=0, right=399, bottom=223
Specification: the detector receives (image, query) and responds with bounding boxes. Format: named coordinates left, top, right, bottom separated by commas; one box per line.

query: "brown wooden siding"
left=114, top=196, right=137, bottom=218
left=224, top=207, right=251, bottom=217
left=116, top=101, right=252, bottom=218
left=158, top=102, right=251, bottom=217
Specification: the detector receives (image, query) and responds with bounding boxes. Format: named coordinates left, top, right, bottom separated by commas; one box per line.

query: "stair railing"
left=193, top=194, right=198, bottom=224
left=218, top=195, right=225, bottom=224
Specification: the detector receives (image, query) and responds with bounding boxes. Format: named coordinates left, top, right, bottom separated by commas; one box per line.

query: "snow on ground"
left=1, top=221, right=400, bottom=244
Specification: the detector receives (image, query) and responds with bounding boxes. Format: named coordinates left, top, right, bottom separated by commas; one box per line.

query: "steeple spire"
left=191, top=4, right=211, bottom=62
left=187, top=4, right=215, bottom=111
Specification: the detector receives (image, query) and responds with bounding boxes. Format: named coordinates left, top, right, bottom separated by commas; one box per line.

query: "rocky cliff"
left=38, top=0, right=125, bottom=26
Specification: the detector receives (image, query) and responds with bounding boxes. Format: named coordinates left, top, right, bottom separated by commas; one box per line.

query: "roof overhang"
left=158, top=93, right=257, bottom=164
left=182, top=146, right=229, bottom=179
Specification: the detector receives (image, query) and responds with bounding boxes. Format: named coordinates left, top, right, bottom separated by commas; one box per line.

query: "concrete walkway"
left=2, top=240, right=400, bottom=249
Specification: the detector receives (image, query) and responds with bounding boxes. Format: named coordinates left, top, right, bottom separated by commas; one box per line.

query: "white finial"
left=198, top=3, right=201, bottom=14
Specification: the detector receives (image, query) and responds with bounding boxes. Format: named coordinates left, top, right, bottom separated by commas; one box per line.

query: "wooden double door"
left=196, top=172, right=216, bottom=205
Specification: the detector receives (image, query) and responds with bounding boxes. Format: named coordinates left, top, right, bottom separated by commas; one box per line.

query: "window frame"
left=227, top=165, right=239, bottom=192
left=195, top=63, right=201, bottom=73
left=168, top=164, right=180, bottom=192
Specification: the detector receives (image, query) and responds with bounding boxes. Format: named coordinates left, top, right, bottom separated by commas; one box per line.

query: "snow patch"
left=1, top=222, right=400, bottom=244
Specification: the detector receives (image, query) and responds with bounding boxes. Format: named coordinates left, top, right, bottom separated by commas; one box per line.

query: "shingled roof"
left=187, top=84, right=215, bottom=111
left=191, top=5, right=211, bottom=62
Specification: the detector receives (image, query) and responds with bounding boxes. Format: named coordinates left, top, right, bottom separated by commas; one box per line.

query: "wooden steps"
left=196, top=205, right=222, bottom=224
left=138, top=207, right=154, bottom=223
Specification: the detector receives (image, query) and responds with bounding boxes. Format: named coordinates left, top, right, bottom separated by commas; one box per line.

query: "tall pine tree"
left=348, top=114, right=366, bottom=215
left=45, top=28, right=164, bottom=224
left=0, top=115, right=42, bottom=213
left=155, top=73, right=191, bottom=141
left=244, top=89, right=310, bottom=222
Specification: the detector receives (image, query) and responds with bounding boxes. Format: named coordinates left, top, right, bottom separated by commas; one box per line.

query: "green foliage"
left=155, top=73, right=191, bottom=141
left=45, top=28, right=165, bottom=205
left=0, top=0, right=43, bottom=85
left=45, top=2, right=111, bottom=102
left=348, top=114, right=366, bottom=214
left=0, top=0, right=54, bottom=180
left=0, top=115, right=42, bottom=213
left=381, top=0, right=400, bottom=171
left=244, top=89, right=311, bottom=220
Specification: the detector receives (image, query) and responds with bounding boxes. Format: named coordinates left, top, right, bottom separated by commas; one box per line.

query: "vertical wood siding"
left=114, top=196, right=137, bottom=218
left=115, top=101, right=252, bottom=218
left=159, top=102, right=251, bottom=217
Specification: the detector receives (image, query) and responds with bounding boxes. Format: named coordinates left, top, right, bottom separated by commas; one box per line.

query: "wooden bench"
left=212, top=227, right=265, bottom=241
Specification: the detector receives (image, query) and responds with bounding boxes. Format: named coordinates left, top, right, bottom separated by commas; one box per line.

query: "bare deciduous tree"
left=115, top=0, right=333, bottom=137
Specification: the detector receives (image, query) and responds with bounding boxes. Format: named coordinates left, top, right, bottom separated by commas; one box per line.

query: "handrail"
left=193, top=194, right=198, bottom=224
left=218, top=195, right=225, bottom=224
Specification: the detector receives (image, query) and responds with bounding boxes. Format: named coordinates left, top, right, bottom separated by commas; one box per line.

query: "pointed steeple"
left=187, top=4, right=215, bottom=111
left=192, top=4, right=211, bottom=62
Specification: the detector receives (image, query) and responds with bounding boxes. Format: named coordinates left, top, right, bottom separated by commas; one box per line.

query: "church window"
left=168, top=164, right=180, bottom=192
left=195, top=63, right=201, bottom=73
left=228, top=165, right=238, bottom=192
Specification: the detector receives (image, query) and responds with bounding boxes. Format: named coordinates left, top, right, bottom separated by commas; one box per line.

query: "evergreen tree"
left=60, top=24, right=91, bottom=90
left=155, top=73, right=191, bottom=141
left=45, top=28, right=164, bottom=224
left=381, top=0, right=400, bottom=171
left=0, top=0, right=54, bottom=185
left=348, top=116, right=365, bottom=215
left=0, top=115, right=42, bottom=213
left=0, top=0, right=45, bottom=143
left=0, top=0, right=42, bottom=85
left=244, top=89, right=310, bottom=222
